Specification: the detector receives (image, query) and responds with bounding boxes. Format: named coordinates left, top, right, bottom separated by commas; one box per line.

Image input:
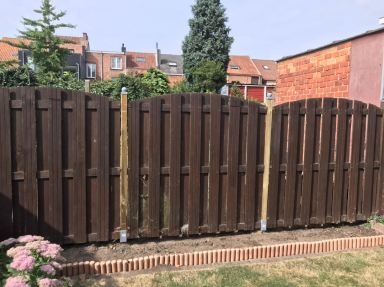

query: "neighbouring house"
left=156, top=48, right=184, bottom=86
left=276, top=26, right=384, bottom=106
left=85, top=45, right=157, bottom=81
left=0, top=33, right=90, bottom=79
left=227, top=55, right=276, bottom=101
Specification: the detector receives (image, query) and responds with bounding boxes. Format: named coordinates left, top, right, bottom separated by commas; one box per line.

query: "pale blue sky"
left=1, top=0, right=383, bottom=60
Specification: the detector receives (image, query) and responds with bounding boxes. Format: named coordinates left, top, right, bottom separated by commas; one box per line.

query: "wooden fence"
left=0, top=87, right=383, bottom=244
left=268, top=99, right=384, bottom=228
left=0, top=87, right=121, bottom=244
left=122, top=94, right=266, bottom=238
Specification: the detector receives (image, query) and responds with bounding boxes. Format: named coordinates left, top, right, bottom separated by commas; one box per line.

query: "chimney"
left=82, top=32, right=88, bottom=40
left=156, top=42, right=161, bottom=68
left=380, top=17, right=384, bottom=25
left=121, top=43, right=126, bottom=53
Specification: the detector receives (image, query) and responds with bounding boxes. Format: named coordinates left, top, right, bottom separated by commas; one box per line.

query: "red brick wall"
left=276, top=43, right=352, bottom=104
left=86, top=52, right=126, bottom=80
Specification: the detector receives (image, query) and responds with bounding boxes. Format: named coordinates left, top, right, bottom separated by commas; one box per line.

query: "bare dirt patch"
left=63, top=224, right=378, bottom=263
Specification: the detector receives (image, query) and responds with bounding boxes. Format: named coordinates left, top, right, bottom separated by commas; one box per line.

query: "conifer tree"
left=2, top=0, right=75, bottom=82
left=182, top=0, right=233, bottom=87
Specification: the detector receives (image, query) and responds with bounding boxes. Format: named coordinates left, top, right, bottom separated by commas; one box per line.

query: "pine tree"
left=182, top=0, right=234, bottom=86
left=1, top=0, right=75, bottom=81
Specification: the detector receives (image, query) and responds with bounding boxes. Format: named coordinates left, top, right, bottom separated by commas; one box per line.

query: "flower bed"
left=0, top=235, right=69, bottom=287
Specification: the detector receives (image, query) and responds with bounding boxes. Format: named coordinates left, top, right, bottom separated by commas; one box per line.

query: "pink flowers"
left=4, top=276, right=30, bottom=287
left=17, top=235, right=44, bottom=243
left=37, top=278, right=61, bottom=287
left=6, top=246, right=32, bottom=258
left=1, top=235, right=66, bottom=287
left=10, top=254, right=36, bottom=271
left=40, top=264, right=56, bottom=275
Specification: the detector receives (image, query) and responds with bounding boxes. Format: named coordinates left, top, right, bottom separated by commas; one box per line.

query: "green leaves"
left=182, top=0, right=233, bottom=90
left=1, top=0, right=75, bottom=78
left=190, top=61, right=227, bottom=93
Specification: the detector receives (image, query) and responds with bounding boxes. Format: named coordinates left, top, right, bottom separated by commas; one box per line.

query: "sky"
left=1, top=0, right=384, bottom=60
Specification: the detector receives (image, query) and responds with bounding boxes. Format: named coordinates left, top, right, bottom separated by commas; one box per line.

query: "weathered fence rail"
left=0, top=87, right=383, bottom=244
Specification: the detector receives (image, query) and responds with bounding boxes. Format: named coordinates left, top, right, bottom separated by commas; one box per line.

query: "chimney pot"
left=121, top=43, right=126, bottom=53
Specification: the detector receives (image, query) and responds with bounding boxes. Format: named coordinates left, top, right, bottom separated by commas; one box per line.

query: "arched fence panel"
left=267, top=98, right=384, bottom=228
left=124, top=94, right=267, bottom=238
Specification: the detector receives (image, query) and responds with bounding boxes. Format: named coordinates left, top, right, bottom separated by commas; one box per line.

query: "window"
left=168, top=62, right=177, bottom=67
left=86, top=63, right=96, bottom=78
left=136, top=57, right=146, bottom=63
left=263, top=65, right=270, bottom=70
left=230, top=65, right=240, bottom=70
left=111, top=57, right=122, bottom=69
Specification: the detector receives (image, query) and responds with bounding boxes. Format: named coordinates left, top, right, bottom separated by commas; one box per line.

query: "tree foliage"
left=190, top=61, right=227, bottom=93
left=39, top=71, right=84, bottom=91
left=142, top=68, right=170, bottom=96
left=230, top=82, right=243, bottom=98
left=0, top=65, right=38, bottom=87
left=182, top=0, right=233, bottom=84
left=1, top=0, right=75, bottom=80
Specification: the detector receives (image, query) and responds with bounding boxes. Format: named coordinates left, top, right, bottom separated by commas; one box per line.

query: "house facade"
left=276, top=27, right=384, bottom=106
left=0, top=33, right=89, bottom=79
left=226, top=55, right=277, bottom=101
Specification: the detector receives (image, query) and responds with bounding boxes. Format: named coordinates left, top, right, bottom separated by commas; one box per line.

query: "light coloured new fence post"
left=260, top=98, right=274, bottom=231
left=120, top=87, right=128, bottom=242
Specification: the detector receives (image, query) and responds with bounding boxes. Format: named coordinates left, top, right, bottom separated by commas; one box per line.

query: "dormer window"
left=230, top=65, right=240, bottom=70
left=263, top=65, right=270, bottom=70
left=168, top=62, right=177, bottom=67
left=136, top=57, right=146, bottom=63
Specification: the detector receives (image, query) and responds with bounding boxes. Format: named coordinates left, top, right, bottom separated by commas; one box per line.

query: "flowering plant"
left=0, top=235, right=70, bottom=287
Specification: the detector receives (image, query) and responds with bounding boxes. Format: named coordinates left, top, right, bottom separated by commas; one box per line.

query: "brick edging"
left=61, top=235, right=384, bottom=277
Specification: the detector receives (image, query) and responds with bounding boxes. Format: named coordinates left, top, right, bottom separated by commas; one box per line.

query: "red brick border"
left=61, top=235, right=384, bottom=277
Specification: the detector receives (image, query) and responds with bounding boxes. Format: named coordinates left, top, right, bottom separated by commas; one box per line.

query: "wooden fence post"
left=120, top=87, right=128, bottom=242
left=260, top=98, right=274, bottom=231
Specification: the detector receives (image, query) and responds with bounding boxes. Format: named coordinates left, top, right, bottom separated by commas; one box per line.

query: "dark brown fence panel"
left=127, top=94, right=266, bottom=238
left=268, top=98, right=384, bottom=228
left=0, top=87, right=120, bottom=243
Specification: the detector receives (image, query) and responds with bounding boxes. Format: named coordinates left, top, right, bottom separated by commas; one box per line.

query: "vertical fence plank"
left=301, top=99, right=316, bottom=226
left=267, top=106, right=282, bottom=228
left=244, top=102, right=258, bottom=230
left=347, top=101, right=363, bottom=222
left=100, top=96, right=110, bottom=241
left=316, top=99, right=333, bottom=225
left=333, top=99, right=348, bottom=223
left=189, top=94, right=202, bottom=234
left=0, top=88, right=13, bottom=240
left=75, top=91, right=87, bottom=243
left=24, top=87, right=38, bottom=234
left=208, top=95, right=221, bottom=233
left=227, top=97, right=241, bottom=231
left=284, top=101, right=300, bottom=227
left=362, top=105, right=377, bottom=218
left=128, top=101, right=140, bottom=238
left=377, top=109, right=384, bottom=213
left=148, top=97, right=161, bottom=236
left=169, top=95, right=181, bottom=235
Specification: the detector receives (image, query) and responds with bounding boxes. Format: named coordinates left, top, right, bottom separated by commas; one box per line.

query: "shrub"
left=38, top=71, right=84, bottom=91
left=0, top=66, right=38, bottom=87
left=142, top=68, right=170, bottom=96
left=190, top=61, right=227, bottom=93
left=170, top=79, right=194, bottom=94
left=0, top=235, right=69, bottom=287
left=230, top=83, right=243, bottom=98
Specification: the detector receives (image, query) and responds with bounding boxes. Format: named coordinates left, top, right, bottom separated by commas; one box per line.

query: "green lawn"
left=77, top=247, right=384, bottom=287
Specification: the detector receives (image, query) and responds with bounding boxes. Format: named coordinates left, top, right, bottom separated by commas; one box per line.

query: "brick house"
left=276, top=27, right=384, bottom=106
left=0, top=33, right=89, bottom=78
left=227, top=55, right=276, bottom=101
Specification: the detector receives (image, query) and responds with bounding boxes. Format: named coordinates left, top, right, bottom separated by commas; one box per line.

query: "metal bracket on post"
left=120, top=87, right=129, bottom=243
left=260, top=98, right=274, bottom=232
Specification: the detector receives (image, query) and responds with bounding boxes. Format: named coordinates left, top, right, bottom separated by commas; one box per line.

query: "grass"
left=76, top=247, right=384, bottom=287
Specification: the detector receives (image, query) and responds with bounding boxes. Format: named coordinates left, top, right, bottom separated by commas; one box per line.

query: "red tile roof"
left=126, top=52, right=156, bottom=70
left=0, top=35, right=88, bottom=62
left=252, top=59, right=277, bottom=81
left=227, top=55, right=260, bottom=76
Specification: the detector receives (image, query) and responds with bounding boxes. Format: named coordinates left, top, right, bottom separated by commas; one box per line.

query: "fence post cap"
left=121, top=87, right=128, bottom=95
